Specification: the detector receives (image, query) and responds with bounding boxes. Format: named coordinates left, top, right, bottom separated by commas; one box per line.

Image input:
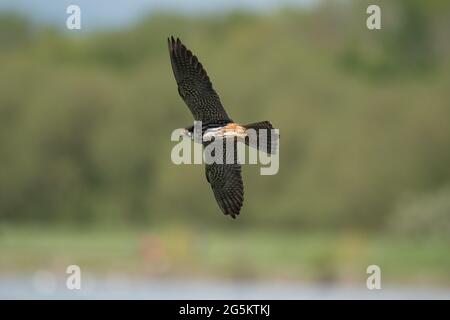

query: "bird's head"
left=179, top=127, right=205, bottom=143
left=178, top=128, right=193, bottom=140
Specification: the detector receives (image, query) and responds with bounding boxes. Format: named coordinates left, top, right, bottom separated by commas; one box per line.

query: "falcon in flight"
left=168, top=36, right=276, bottom=219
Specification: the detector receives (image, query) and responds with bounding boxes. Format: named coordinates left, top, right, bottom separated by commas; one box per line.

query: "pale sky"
left=0, top=0, right=317, bottom=29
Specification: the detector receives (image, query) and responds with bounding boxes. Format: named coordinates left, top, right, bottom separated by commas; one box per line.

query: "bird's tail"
left=242, top=121, right=279, bottom=154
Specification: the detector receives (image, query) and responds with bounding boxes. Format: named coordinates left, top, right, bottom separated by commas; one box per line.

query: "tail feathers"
left=243, top=121, right=273, bottom=131
left=243, top=121, right=278, bottom=154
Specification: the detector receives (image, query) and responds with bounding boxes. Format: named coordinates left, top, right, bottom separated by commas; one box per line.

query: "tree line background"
left=1, top=0, right=450, bottom=239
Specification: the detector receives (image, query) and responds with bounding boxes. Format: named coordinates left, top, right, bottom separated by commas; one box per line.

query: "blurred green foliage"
left=0, top=1, right=450, bottom=236
left=390, top=186, right=450, bottom=239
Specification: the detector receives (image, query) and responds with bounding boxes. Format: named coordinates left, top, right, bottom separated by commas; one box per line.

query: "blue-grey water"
left=1, top=275, right=449, bottom=299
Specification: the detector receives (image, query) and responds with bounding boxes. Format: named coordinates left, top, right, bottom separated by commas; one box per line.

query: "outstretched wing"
left=168, top=36, right=231, bottom=123
left=205, top=163, right=244, bottom=218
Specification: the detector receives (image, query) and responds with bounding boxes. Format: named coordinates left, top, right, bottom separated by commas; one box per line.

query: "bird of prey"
left=168, top=36, right=276, bottom=219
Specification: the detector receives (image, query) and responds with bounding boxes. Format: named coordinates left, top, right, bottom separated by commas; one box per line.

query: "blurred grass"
left=1, top=225, right=449, bottom=285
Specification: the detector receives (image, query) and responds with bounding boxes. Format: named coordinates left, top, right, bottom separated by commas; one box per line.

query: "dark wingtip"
left=168, top=36, right=176, bottom=52
left=167, top=36, right=213, bottom=85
